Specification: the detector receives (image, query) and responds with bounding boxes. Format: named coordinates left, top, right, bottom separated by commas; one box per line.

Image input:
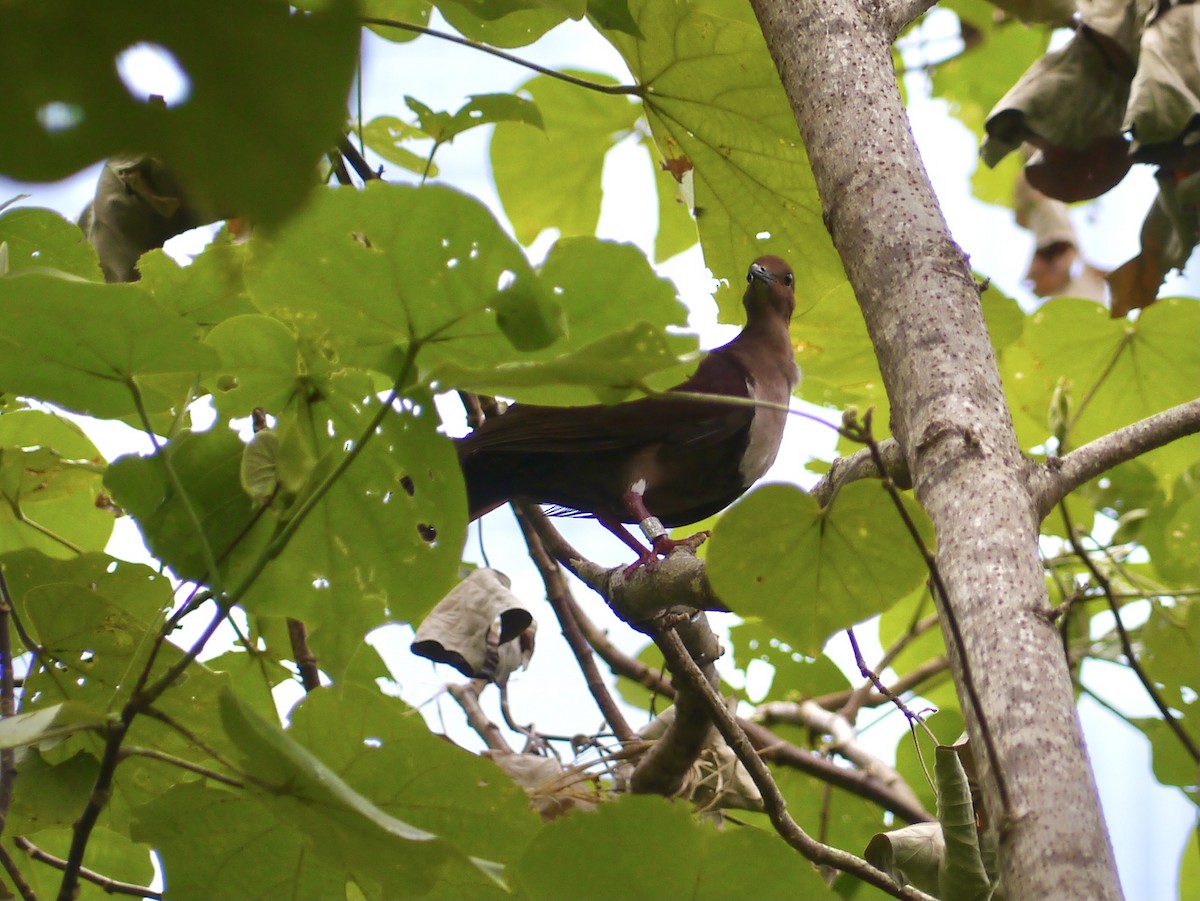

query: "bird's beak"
left=749, top=262, right=776, bottom=284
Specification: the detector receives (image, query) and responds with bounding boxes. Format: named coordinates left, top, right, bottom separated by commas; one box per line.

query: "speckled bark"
left=747, top=1, right=1122, bottom=897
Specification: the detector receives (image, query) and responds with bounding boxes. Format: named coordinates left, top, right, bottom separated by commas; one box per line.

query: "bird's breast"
left=738, top=363, right=798, bottom=487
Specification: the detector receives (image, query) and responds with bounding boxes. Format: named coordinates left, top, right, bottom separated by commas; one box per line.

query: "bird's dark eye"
left=746, top=272, right=753, bottom=284
left=783, top=273, right=794, bottom=287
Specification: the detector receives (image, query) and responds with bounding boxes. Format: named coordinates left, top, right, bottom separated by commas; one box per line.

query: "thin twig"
left=655, top=625, right=935, bottom=900
left=118, top=747, right=245, bottom=788
left=447, top=681, right=512, bottom=752
left=286, top=618, right=321, bottom=692
left=361, top=18, right=642, bottom=96
left=338, top=136, right=381, bottom=182
left=845, top=628, right=936, bottom=743
left=512, top=505, right=638, bottom=744
left=1059, top=501, right=1200, bottom=763
left=15, top=837, right=160, bottom=899
left=0, top=842, right=35, bottom=901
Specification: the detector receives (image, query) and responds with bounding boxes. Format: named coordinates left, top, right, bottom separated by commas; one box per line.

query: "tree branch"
left=511, top=505, right=638, bottom=745
left=447, top=681, right=513, bottom=753
left=1031, top=398, right=1200, bottom=519
left=810, top=437, right=910, bottom=509
left=655, top=625, right=935, bottom=900
left=629, top=610, right=723, bottom=796
left=15, top=837, right=160, bottom=900
left=286, top=618, right=321, bottom=693
left=754, top=699, right=927, bottom=813
left=0, top=841, right=35, bottom=901
left=879, top=0, right=941, bottom=39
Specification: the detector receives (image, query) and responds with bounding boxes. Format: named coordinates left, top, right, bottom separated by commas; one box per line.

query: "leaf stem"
left=360, top=18, right=643, bottom=96
left=1059, top=500, right=1200, bottom=763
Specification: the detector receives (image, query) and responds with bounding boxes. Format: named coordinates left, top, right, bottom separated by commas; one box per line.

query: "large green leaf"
left=512, top=794, right=834, bottom=899
left=0, top=274, right=219, bottom=418
left=286, top=686, right=542, bottom=862
left=0, top=410, right=112, bottom=556
left=137, top=236, right=257, bottom=329
left=244, top=182, right=549, bottom=376
left=600, top=0, right=847, bottom=319
left=0, top=206, right=102, bottom=280
left=133, top=781, right=349, bottom=900
left=707, top=481, right=934, bottom=656
left=218, top=687, right=474, bottom=899
left=432, top=237, right=697, bottom=404
left=106, top=379, right=466, bottom=678
left=0, top=0, right=359, bottom=226
left=1004, top=296, right=1200, bottom=484
left=491, top=73, right=641, bottom=246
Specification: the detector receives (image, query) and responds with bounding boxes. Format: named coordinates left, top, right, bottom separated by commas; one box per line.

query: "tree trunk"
left=747, top=0, right=1123, bottom=897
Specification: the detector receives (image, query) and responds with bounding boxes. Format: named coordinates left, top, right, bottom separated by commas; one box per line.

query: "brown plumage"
left=456, top=255, right=799, bottom=568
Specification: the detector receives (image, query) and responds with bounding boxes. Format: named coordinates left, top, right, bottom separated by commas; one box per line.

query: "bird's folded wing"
left=459, top=352, right=756, bottom=455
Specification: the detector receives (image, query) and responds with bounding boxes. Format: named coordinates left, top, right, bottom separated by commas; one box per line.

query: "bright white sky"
left=1, top=11, right=1195, bottom=899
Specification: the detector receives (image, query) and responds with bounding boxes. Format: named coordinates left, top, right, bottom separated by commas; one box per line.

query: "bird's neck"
left=729, top=315, right=797, bottom=387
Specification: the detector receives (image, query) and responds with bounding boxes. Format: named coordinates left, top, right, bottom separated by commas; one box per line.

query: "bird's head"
left=743, top=255, right=795, bottom=323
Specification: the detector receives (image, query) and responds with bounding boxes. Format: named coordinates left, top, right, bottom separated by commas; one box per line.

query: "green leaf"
left=106, top=382, right=466, bottom=680
left=0, top=409, right=112, bottom=556
left=204, top=313, right=305, bottom=420
left=728, top=621, right=851, bottom=703
left=935, top=744, right=992, bottom=900
left=133, top=781, right=350, bottom=900
left=601, top=0, right=847, bottom=319
left=0, top=274, right=219, bottom=418
left=513, top=794, right=834, bottom=899
left=6, top=751, right=99, bottom=834
left=362, top=115, right=441, bottom=176
left=491, top=72, right=641, bottom=245
left=0, top=206, right=102, bottom=280
left=1180, top=825, right=1200, bottom=901
left=437, top=1, right=571, bottom=48
left=244, top=181, right=538, bottom=377
left=708, top=481, right=934, bottom=656
left=360, top=0, right=433, bottom=43
left=219, top=686, right=477, bottom=899
left=1005, top=297, right=1200, bottom=484
left=433, top=238, right=696, bottom=403
left=287, top=686, right=542, bottom=862
left=0, top=0, right=360, bottom=227
left=0, top=702, right=110, bottom=750
left=105, top=427, right=265, bottom=588
left=137, top=234, right=257, bottom=328
left=493, top=276, right=566, bottom=351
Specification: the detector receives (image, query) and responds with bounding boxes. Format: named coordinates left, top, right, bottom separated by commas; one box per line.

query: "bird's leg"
left=619, top=484, right=711, bottom=573
left=597, top=516, right=660, bottom=572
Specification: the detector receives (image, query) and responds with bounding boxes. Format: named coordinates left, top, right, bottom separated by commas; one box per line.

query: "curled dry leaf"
left=411, top=567, right=535, bottom=679
left=79, top=155, right=220, bottom=282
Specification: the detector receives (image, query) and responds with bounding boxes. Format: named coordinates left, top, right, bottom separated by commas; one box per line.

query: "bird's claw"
left=622, top=530, right=710, bottom=575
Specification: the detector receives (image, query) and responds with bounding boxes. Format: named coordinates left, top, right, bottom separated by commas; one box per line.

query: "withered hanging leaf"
left=1108, top=168, right=1200, bottom=316
left=1124, top=3, right=1200, bottom=167
left=411, top=568, right=534, bottom=678
left=980, top=0, right=1148, bottom=201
